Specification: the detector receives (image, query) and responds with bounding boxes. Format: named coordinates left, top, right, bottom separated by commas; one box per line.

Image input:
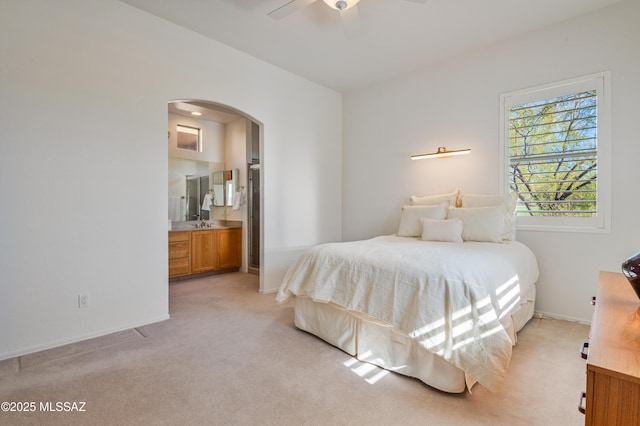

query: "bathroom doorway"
left=168, top=99, right=262, bottom=282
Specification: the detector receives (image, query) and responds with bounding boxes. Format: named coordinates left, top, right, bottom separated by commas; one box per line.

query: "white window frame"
left=499, top=72, right=611, bottom=233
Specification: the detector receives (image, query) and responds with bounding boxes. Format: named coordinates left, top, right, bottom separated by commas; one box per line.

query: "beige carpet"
left=0, top=272, right=589, bottom=425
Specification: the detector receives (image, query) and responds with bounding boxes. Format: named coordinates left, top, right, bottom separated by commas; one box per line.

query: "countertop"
left=169, top=220, right=242, bottom=232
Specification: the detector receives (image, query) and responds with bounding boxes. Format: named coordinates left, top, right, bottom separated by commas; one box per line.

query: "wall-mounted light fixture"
left=410, top=146, right=471, bottom=160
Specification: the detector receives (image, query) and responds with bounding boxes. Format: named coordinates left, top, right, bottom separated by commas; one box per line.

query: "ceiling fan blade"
left=268, top=0, right=318, bottom=20
left=340, top=4, right=361, bottom=39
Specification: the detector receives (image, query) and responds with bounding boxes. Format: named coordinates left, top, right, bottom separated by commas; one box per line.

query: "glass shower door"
left=249, top=164, right=260, bottom=271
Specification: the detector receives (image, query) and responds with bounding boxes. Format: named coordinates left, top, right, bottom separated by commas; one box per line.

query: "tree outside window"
left=509, top=90, right=597, bottom=217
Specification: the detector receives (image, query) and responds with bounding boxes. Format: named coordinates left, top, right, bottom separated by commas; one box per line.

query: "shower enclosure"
left=249, top=163, right=260, bottom=272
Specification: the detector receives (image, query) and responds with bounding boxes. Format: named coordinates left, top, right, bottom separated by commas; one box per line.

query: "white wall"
left=0, top=0, right=342, bottom=359
left=225, top=117, right=249, bottom=271
left=168, top=112, right=225, bottom=163
left=342, top=0, right=640, bottom=323
left=225, top=118, right=248, bottom=223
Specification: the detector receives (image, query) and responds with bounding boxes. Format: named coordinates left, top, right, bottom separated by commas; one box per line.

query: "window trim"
left=499, top=72, right=611, bottom=234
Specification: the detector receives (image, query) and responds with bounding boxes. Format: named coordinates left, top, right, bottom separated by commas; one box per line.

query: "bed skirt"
left=293, top=284, right=536, bottom=393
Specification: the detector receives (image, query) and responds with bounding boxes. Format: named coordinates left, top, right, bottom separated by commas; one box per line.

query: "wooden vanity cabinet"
left=583, top=271, right=640, bottom=425
left=168, top=231, right=191, bottom=278
left=169, top=227, right=242, bottom=279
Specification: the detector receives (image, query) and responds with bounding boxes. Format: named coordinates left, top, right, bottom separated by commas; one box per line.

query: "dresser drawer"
left=169, top=231, right=190, bottom=243
left=169, top=241, right=190, bottom=259
left=169, top=257, right=190, bottom=276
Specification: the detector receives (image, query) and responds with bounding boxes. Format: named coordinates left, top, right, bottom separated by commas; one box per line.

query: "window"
left=177, top=124, right=201, bottom=152
left=500, top=72, right=611, bottom=232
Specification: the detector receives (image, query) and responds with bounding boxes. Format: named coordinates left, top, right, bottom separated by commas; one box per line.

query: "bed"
left=276, top=191, right=539, bottom=393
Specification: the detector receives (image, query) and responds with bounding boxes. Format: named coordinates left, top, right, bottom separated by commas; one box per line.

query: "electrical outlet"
left=78, top=293, right=90, bottom=308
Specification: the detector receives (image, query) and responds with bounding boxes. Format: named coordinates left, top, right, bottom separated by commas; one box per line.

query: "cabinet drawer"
left=169, top=257, right=190, bottom=276
left=169, top=241, right=190, bottom=259
left=169, top=232, right=190, bottom=243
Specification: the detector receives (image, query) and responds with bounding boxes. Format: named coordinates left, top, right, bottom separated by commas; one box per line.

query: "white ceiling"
left=120, top=0, right=622, bottom=92
left=168, top=101, right=243, bottom=123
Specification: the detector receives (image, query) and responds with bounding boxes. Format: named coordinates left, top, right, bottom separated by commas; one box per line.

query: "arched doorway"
left=167, top=99, right=262, bottom=285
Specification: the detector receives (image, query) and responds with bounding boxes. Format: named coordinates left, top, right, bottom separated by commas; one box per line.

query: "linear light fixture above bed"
left=411, top=146, right=471, bottom=160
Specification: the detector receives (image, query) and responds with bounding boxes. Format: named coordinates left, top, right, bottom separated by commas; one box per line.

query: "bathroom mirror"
left=213, top=169, right=239, bottom=207
left=169, top=158, right=226, bottom=222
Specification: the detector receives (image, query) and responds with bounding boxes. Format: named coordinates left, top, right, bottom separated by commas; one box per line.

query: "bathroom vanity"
left=169, top=221, right=242, bottom=280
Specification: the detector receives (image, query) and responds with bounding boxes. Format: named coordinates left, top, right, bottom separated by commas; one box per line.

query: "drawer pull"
left=580, top=341, right=589, bottom=360
left=591, top=296, right=596, bottom=306
left=578, top=391, right=586, bottom=415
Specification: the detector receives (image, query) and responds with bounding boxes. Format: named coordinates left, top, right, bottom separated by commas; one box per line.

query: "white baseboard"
left=0, top=314, right=170, bottom=362
left=533, top=310, right=591, bottom=326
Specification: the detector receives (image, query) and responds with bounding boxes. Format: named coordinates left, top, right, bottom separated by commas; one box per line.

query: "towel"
left=168, top=196, right=181, bottom=221
left=201, top=193, right=213, bottom=211
left=232, top=190, right=246, bottom=211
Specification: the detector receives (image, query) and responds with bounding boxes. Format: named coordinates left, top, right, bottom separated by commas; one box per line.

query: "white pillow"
left=397, top=203, right=448, bottom=237
left=420, top=218, right=463, bottom=243
left=459, top=191, right=518, bottom=241
left=446, top=206, right=505, bottom=243
left=409, top=189, right=459, bottom=207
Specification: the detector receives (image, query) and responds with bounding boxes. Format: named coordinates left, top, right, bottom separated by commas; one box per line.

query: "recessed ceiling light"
left=191, top=111, right=202, bottom=116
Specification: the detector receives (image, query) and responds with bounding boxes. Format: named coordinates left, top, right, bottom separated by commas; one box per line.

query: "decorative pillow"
left=459, top=191, right=518, bottom=241
left=420, top=218, right=463, bottom=243
left=446, top=206, right=505, bottom=243
left=409, top=189, right=459, bottom=207
left=397, top=203, right=448, bottom=237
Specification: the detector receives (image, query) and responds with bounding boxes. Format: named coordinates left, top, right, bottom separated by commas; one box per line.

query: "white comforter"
left=276, top=235, right=539, bottom=391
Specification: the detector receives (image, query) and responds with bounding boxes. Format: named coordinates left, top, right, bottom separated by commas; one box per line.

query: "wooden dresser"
left=583, top=271, right=640, bottom=425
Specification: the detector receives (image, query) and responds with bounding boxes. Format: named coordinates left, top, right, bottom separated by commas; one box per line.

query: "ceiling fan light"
left=322, top=0, right=360, bottom=11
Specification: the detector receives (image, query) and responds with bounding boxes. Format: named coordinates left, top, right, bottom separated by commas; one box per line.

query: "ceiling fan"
left=268, top=0, right=428, bottom=39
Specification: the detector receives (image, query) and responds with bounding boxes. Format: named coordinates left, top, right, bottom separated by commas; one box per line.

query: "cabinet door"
left=217, top=228, right=241, bottom=270
left=191, top=230, right=218, bottom=273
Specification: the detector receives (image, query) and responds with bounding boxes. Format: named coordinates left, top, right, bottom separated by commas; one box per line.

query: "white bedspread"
left=276, top=235, right=539, bottom=391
